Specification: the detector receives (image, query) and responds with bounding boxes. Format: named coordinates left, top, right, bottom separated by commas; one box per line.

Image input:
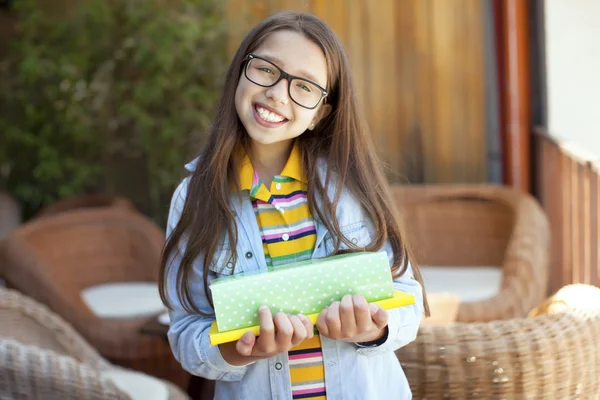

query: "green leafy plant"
left=0, top=0, right=227, bottom=223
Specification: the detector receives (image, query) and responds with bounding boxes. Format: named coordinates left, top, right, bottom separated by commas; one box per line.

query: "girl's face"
left=235, top=30, right=331, bottom=156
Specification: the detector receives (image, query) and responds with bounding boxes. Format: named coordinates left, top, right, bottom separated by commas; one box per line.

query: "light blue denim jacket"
left=164, top=159, right=424, bottom=400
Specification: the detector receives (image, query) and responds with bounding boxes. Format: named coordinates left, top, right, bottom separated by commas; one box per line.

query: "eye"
left=296, top=82, right=312, bottom=93
left=257, top=66, right=275, bottom=75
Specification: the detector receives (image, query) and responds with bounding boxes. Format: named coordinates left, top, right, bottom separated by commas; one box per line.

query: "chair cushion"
left=102, top=369, right=168, bottom=400
left=529, top=284, right=600, bottom=317
left=420, top=266, right=502, bottom=303
left=421, top=292, right=461, bottom=325
left=81, top=282, right=165, bottom=319
left=158, top=311, right=170, bottom=325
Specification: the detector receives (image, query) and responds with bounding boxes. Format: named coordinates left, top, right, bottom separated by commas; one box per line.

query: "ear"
left=308, top=103, right=332, bottom=131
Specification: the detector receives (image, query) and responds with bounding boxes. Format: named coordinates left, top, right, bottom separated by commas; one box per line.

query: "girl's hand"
left=316, top=294, right=388, bottom=343
left=220, top=305, right=314, bottom=365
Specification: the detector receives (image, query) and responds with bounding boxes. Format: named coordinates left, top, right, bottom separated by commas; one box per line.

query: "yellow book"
left=209, top=290, right=415, bottom=346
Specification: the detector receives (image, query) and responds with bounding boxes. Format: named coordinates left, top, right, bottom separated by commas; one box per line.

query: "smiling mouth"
left=254, top=104, right=288, bottom=123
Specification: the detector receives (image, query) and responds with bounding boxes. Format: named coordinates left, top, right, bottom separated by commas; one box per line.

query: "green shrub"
left=0, top=0, right=227, bottom=224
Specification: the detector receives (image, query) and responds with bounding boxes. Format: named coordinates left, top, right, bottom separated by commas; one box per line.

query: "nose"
left=265, top=79, right=289, bottom=105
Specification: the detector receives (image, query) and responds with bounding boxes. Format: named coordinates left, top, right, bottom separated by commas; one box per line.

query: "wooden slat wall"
left=534, top=129, right=600, bottom=293
left=225, top=0, right=487, bottom=184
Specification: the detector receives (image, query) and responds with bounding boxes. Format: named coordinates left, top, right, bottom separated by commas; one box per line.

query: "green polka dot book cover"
left=209, top=252, right=415, bottom=346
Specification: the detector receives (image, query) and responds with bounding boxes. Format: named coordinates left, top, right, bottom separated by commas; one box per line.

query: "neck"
left=248, top=140, right=293, bottom=187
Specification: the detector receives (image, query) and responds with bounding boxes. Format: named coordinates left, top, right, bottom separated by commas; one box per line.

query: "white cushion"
left=102, top=369, right=168, bottom=400
left=158, top=311, right=170, bottom=325
left=420, top=266, right=503, bottom=303
left=81, top=282, right=166, bottom=319
left=421, top=292, right=461, bottom=325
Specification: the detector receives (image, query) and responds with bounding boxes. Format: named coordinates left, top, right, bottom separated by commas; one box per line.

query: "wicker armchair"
left=0, top=288, right=188, bottom=400
left=397, top=284, right=600, bottom=399
left=35, top=194, right=136, bottom=219
left=391, top=184, right=550, bottom=322
left=0, top=209, right=187, bottom=387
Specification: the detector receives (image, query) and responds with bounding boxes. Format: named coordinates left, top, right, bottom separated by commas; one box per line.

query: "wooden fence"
left=534, top=129, right=600, bottom=293
left=225, top=0, right=488, bottom=184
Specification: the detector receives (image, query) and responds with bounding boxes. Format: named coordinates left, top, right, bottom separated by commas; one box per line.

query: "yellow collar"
left=238, top=142, right=306, bottom=192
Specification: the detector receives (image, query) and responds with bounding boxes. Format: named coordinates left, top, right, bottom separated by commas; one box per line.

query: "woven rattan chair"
left=35, top=194, right=136, bottom=219
left=0, top=288, right=188, bottom=400
left=397, top=284, right=600, bottom=399
left=391, top=184, right=550, bottom=322
left=0, top=209, right=187, bottom=387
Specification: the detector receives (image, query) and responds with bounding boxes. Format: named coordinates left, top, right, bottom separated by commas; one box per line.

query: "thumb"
left=236, top=331, right=256, bottom=356
left=369, top=303, right=389, bottom=329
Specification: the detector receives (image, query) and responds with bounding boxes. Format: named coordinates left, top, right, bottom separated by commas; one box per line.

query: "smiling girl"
left=160, top=12, right=428, bottom=400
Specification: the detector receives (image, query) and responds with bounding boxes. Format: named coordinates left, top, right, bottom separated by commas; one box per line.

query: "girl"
left=160, top=11, right=428, bottom=400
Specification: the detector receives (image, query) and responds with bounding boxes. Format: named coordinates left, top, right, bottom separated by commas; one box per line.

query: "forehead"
left=253, top=30, right=328, bottom=87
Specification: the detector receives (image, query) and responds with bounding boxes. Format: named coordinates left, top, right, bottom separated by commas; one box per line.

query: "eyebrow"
left=260, top=54, right=325, bottom=88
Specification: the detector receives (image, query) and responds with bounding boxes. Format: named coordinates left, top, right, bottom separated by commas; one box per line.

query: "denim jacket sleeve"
left=355, top=221, right=424, bottom=356
left=164, top=178, right=253, bottom=381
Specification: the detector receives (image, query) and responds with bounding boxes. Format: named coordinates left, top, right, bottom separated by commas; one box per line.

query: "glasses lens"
left=290, top=79, right=323, bottom=109
left=246, top=58, right=280, bottom=87
left=245, top=57, right=324, bottom=109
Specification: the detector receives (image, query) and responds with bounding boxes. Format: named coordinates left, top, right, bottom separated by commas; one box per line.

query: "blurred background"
left=2, top=0, right=598, bottom=291
left=1, top=1, right=600, bottom=399
left=0, top=0, right=227, bottom=223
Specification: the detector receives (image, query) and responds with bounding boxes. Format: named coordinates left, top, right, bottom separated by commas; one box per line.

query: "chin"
left=246, top=132, right=278, bottom=146
left=248, top=132, right=299, bottom=149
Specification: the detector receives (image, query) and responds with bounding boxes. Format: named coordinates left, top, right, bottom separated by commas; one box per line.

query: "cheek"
left=293, top=109, right=317, bottom=128
left=294, top=108, right=315, bottom=126
left=235, top=77, right=258, bottom=114
left=234, top=81, right=246, bottom=116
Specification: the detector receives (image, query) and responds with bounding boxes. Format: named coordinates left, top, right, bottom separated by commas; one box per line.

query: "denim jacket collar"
left=184, top=156, right=333, bottom=259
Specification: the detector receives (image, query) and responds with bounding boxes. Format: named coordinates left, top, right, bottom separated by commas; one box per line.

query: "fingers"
left=288, top=315, right=307, bottom=346
left=236, top=331, right=256, bottom=356
left=298, top=314, right=314, bottom=340
left=273, top=311, right=294, bottom=349
left=250, top=301, right=385, bottom=353
left=339, top=295, right=356, bottom=333
left=316, top=307, right=330, bottom=337
left=316, top=296, right=390, bottom=343
left=353, top=295, right=371, bottom=331
left=369, top=303, right=389, bottom=329
left=252, top=306, right=315, bottom=357
left=255, top=306, right=275, bottom=352
left=324, top=301, right=342, bottom=338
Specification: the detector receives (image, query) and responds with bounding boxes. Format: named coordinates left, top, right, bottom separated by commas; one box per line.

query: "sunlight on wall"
left=545, top=0, right=600, bottom=159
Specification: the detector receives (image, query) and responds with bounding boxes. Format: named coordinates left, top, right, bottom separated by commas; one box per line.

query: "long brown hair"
left=159, top=11, right=429, bottom=316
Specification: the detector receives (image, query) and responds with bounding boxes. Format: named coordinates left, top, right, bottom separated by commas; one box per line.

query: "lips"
left=252, top=103, right=289, bottom=128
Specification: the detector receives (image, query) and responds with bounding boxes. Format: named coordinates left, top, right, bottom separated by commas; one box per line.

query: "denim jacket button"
left=245, top=251, right=253, bottom=259
left=275, top=362, right=283, bottom=370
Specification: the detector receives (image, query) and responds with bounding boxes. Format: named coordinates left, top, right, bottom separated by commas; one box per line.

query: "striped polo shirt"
left=238, top=142, right=327, bottom=400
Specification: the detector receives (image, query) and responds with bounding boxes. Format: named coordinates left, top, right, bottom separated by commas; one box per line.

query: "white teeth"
left=256, top=106, right=285, bottom=123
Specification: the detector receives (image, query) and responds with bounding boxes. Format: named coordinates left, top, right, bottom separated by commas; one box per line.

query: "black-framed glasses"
left=242, top=54, right=328, bottom=110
